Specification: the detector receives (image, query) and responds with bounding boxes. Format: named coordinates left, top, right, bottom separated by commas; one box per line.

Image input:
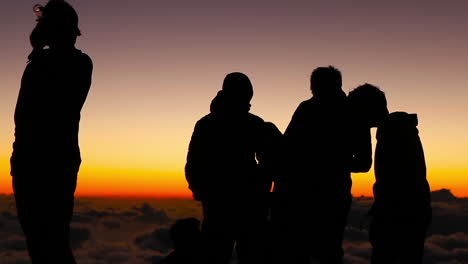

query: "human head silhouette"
left=348, top=83, right=389, bottom=127
left=210, top=72, right=254, bottom=113
left=222, top=72, right=254, bottom=103
left=310, top=66, right=342, bottom=97
left=30, top=0, right=81, bottom=50
left=169, top=217, right=201, bottom=251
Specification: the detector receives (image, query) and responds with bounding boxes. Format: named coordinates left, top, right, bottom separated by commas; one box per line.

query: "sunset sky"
left=0, top=0, right=467, bottom=198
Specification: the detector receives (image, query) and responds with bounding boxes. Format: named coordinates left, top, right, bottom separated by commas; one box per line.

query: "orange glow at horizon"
left=1, top=156, right=467, bottom=198
left=75, top=167, right=193, bottom=198
left=352, top=169, right=468, bottom=198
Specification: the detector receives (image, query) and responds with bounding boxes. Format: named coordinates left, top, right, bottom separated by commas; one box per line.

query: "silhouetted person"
left=185, top=72, right=273, bottom=264
left=271, top=66, right=351, bottom=264
left=159, top=218, right=202, bottom=264
left=256, top=121, right=284, bottom=264
left=256, top=121, right=284, bottom=201
left=347, top=84, right=431, bottom=264
left=10, top=1, right=92, bottom=263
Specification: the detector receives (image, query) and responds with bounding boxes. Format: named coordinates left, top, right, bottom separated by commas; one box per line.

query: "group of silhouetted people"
left=184, top=68, right=431, bottom=264
left=9, top=1, right=431, bottom=264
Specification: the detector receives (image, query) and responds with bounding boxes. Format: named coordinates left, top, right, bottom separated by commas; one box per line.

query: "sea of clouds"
left=0, top=189, right=467, bottom=264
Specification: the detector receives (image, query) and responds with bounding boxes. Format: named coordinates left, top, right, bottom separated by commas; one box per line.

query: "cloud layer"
left=0, top=192, right=467, bottom=263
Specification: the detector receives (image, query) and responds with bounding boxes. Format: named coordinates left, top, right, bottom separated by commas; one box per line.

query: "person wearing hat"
left=10, top=1, right=92, bottom=263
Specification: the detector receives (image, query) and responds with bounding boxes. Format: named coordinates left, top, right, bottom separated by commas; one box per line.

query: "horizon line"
left=0, top=188, right=464, bottom=200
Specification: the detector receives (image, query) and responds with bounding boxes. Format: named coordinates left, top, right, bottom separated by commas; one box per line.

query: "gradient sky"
left=1, top=0, right=467, bottom=197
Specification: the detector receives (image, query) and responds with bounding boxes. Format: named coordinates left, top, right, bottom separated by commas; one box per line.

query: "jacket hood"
left=377, top=112, right=419, bottom=140
left=210, top=90, right=251, bottom=115
left=387, top=112, right=418, bottom=127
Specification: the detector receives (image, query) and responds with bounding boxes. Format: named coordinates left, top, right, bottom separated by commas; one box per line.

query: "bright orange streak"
left=426, top=168, right=468, bottom=198
left=351, top=171, right=375, bottom=197
left=352, top=168, right=468, bottom=198
left=1, top=157, right=467, bottom=198
left=75, top=167, right=192, bottom=198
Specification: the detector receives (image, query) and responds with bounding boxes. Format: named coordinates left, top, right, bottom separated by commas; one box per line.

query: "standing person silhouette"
left=10, top=1, right=92, bottom=263
left=272, top=66, right=351, bottom=264
left=347, top=84, right=431, bottom=264
left=185, top=72, right=273, bottom=264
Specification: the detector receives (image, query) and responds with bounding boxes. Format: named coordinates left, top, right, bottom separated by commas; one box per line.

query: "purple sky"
left=1, top=0, right=467, bottom=196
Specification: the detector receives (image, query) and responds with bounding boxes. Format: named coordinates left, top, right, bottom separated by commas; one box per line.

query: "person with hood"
left=272, top=66, right=351, bottom=264
left=185, top=72, right=274, bottom=264
left=347, top=84, right=431, bottom=264
left=10, top=1, right=92, bottom=263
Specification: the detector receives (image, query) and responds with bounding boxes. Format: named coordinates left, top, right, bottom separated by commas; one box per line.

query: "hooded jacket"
left=372, top=112, right=431, bottom=218
left=185, top=91, right=269, bottom=201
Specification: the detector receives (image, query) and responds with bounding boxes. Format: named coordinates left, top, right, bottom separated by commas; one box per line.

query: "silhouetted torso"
left=370, top=112, right=431, bottom=264
left=185, top=88, right=272, bottom=264
left=272, top=91, right=352, bottom=264
left=186, top=91, right=268, bottom=201
left=11, top=48, right=92, bottom=174
left=276, top=92, right=351, bottom=198
left=373, top=112, right=430, bottom=215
